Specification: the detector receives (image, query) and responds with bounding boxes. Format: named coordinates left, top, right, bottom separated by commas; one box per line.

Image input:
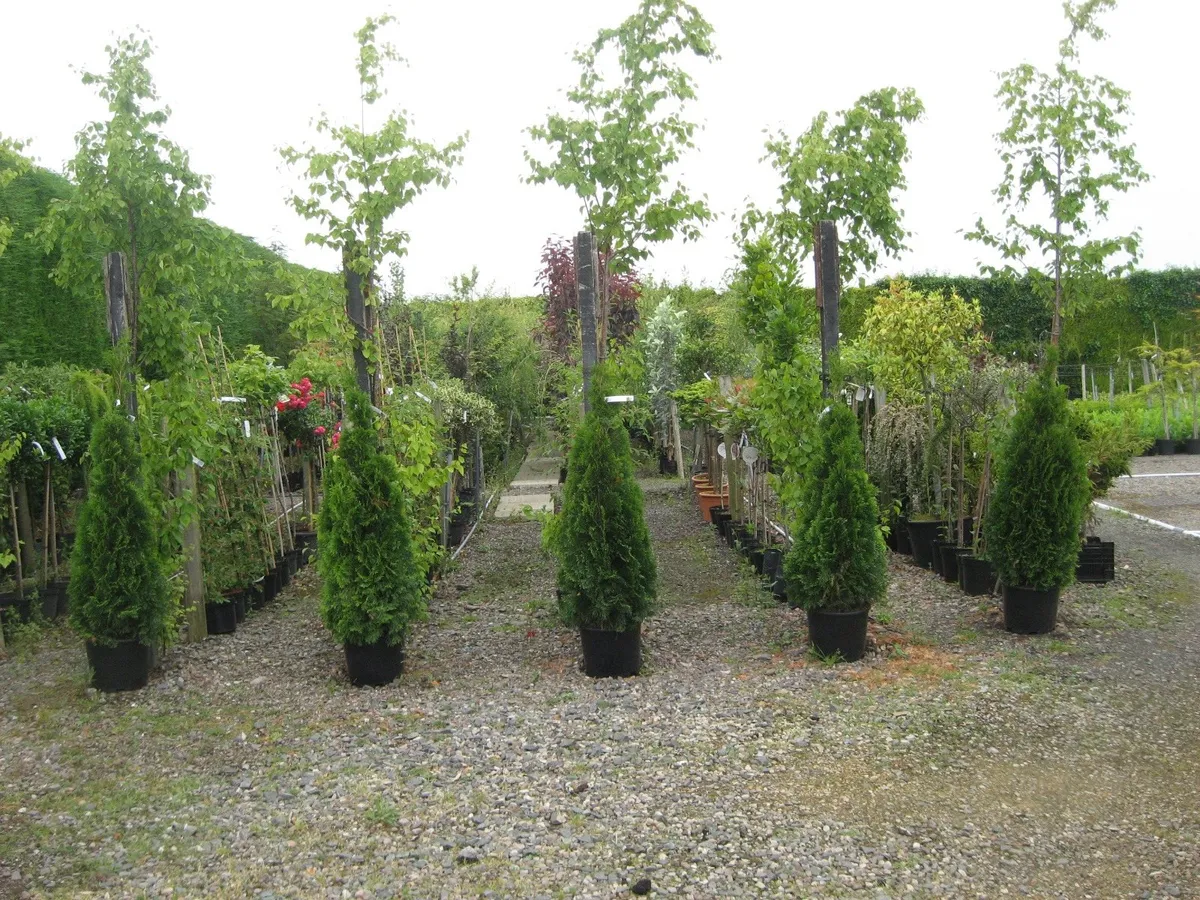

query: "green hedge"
left=0, top=162, right=302, bottom=368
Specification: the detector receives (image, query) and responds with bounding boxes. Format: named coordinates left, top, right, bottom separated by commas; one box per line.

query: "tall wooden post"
left=814, top=220, right=841, bottom=399
left=575, top=232, right=598, bottom=414
left=344, top=249, right=376, bottom=405
left=670, top=400, right=686, bottom=484
left=104, top=252, right=138, bottom=416
left=179, top=465, right=207, bottom=641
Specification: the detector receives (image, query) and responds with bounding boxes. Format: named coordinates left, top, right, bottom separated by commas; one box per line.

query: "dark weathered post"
left=575, top=231, right=598, bottom=413
left=814, top=220, right=841, bottom=398
left=344, top=259, right=374, bottom=403
left=104, top=252, right=138, bottom=416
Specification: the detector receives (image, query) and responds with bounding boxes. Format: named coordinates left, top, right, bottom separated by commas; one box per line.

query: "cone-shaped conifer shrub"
left=69, top=413, right=173, bottom=647
left=544, top=369, right=657, bottom=631
left=785, top=403, right=888, bottom=612
left=318, top=390, right=425, bottom=646
left=987, top=357, right=1090, bottom=590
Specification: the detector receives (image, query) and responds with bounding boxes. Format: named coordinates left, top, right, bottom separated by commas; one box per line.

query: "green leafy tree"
left=785, top=403, right=888, bottom=612
left=742, top=88, right=924, bottom=283
left=69, top=414, right=174, bottom=647
left=543, top=368, right=657, bottom=631
left=988, top=357, right=1091, bottom=590
left=319, top=390, right=425, bottom=647
left=966, top=0, right=1149, bottom=347
left=525, top=0, right=716, bottom=353
left=36, top=33, right=211, bottom=380
left=282, top=15, right=467, bottom=401
left=643, top=296, right=685, bottom=449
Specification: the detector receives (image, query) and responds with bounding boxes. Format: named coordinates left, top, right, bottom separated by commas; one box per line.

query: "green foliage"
left=319, top=391, right=425, bottom=646
left=226, top=346, right=290, bottom=410
left=1073, top=403, right=1145, bottom=500
left=643, top=296, right=685, bottom=443
left=35, top=32, right=212, bottom=381
left=785, top=404, right=888, bottom=612
left=966, top=0, right=1148, bottom=346
left=750, top=355, right=823, bottom=514
left=0, top=134, right=31, bottom=256
left=543, top=368, right=657, bottom=630
left=743, top=87, right=924, bottom=283
left=281, top=15, right=466, bottom=281
left=858, top=280, right=986, bottom=404
left=525, top=0, right=715, bottom=270
left=734, top=237, right=817, bottom=367
left=69, top=414, right=174, bottom=647
left=671, top=378, right=719, bottom=429
left=988, top=360, right=1091, bottom=590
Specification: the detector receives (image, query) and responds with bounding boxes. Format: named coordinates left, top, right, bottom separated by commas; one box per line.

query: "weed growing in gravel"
left=364, top=796, right=401, bottom=828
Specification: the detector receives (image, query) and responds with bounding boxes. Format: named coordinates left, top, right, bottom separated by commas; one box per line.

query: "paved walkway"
left=493, top=453, right=561, bottom=518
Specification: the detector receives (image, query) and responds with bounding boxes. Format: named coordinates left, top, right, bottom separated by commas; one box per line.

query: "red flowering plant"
left=275, top=378, right=338, bottom=456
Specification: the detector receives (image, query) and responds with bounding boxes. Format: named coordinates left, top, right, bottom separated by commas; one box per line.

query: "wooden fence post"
left=670, top=400, right=685, bottom=484
left=575, top=232, right=598, bottom=414
left=814, top=220, right=841, bottom=399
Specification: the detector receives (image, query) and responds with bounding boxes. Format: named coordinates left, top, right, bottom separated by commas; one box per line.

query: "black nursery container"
left=906, top=520, right=943, bottom=569
left=1076, top=538, right=1115, bottom=584
left=86, top=640, right=151, bottom=693
left=959, top=555, right=996, bottom=596
left=206, top=598, right=238, bottom=635
left=806, top=608, right=869, bottom=662
left=580, top=626, right=642, bottom=677
left=345, top=638, right=406, bottom=686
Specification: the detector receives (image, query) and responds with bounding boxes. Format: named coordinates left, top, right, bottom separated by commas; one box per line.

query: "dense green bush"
left=318, top=391, right=425, bottom=647
left=69, top=414, right=174, bottom=647
left=544, top=370, right=657, bottom=631
left=988, top=361, right=1091, bottom=590
left=785, top=403, right=888, bottom=612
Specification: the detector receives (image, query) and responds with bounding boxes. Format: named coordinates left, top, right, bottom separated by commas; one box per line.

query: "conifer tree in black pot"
left=543, top=369, right=657, bottom=677
left=70, top=414, right=174, bottom=692
left=988, top=357, right=1090, bottom=634
left=318, top=391, right=425, bottom=686
left=785, top=403, right=888, bottom=662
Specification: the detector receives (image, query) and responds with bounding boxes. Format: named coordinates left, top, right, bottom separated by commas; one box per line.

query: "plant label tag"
left=192, top=456, right=205, bottom=469
left=717, top=442, right=727, bottom=459
left=605, top=395, right=635, bottom=403
left=52, top=437, right=67, bottom=461
left=30, top=440, right=46, bottom=459
left=243, top=420, right=252, bottom=439
left=742, top=445, right=759, bottom=464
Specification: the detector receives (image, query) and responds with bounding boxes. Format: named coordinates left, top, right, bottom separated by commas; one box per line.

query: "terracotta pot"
left=697, top=491, right=728, bottom=523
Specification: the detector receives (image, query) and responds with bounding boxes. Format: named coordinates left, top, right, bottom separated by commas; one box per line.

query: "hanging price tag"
left=192, top=456, right=205, bottom=469
left=52, top=437, right=67, bottom=461
left=243, top=420, right=251, bottom=439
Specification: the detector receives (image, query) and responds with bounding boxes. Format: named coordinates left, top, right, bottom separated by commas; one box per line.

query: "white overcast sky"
left=3, top=0, right=1196, bottom=297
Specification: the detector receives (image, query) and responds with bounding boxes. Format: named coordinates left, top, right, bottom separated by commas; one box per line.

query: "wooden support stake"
left=814, top=220, right=841, bottom=399
left=344, top=252, right=374, bottom=404
left=575, top=231, right=598, bottom=413
left=104, top=251, right=137, bottom=416
left=180, top=465, right=207, bottom=641
left=9, top=483, right=23, bottom=603
left=670, top=400, right=685, bottom=484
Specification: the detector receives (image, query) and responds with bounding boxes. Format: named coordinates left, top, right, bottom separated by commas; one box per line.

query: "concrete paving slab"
left=495, top=493, right=553, bottom=518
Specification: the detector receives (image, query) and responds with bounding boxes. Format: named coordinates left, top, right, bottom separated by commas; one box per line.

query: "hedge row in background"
left=0, top=163, right=301, bottom=368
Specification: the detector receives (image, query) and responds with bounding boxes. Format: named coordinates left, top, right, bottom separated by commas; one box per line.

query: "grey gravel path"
left=2, top=479, right=1200, bottom=899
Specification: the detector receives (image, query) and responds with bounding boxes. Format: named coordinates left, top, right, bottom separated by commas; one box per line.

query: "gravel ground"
left=3, top=476, right=1200, bottom=899
left=1107, top=456, right=1200, bottom=531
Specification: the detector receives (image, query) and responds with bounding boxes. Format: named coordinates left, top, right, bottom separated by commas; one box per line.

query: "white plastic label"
left=52, top=437, right=67, bottom=461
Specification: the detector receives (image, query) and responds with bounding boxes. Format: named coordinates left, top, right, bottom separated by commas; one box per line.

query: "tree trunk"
left=15, top=480, right=34, bottom=574
left=179, top=464, right=207, bottom=642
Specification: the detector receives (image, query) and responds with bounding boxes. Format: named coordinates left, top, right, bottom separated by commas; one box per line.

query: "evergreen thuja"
left=318, top=390, right=425, bottom=647
left=988, top=358, right=1090, bottom=591
left=69, top=414, right=174, bottom=647
left=544, top=373, right=657, bottom=632
left=785, top=403, right=888, bottom=612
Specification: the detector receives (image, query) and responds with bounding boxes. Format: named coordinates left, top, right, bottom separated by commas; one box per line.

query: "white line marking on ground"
left=1094, top=501, right=1200, bottom=539
left=1120, top=472, right=1200, bottom=479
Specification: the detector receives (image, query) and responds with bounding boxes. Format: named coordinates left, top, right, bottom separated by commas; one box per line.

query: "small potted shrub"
left=785, top=403, right=888, bottom=662
left=988, top=359, right=1091, bottom=634
left=543, top=371, right=657, bottom=677
left=319, top=391, right=425, bottom=686
left=70, top=414, right=174, bottom=692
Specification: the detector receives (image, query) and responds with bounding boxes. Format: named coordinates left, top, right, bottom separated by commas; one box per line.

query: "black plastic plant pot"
left=559, top=465, right=568, bottom=484
left=345, top=638, right=406, bottom=686
left=0, top=592, right=31, bottom=625
left=771, top=575, right=789, bottom=602
left=959, top=555, right=995, bottom=596
left=447, top=522, right=466, bottom=547
left=580, top=626, right=642, bottom=677
left=39, top=583, right=62, bottom=620
left=711, top=508, right=731, bottom=532
left=277, top=558, right=292, bottom=588
left=1155, top=438, right=1177, bottom=456
left=951, top=517, right=975, bottom=547
left=288, top=549, right=302, bottom=576
left=906, top=520, right=943, bottom=569
left=658, top=453, right=678, bottom=476
left=1002, top=585, right=1060, bottom=634
left=930, top=539, right=946, bottom=576
left=749, top=548, right=766, bottom=575
left=206, top=600, right=238, bottom=635
left=86, top=640, right=151, bottom=693
left=806, top=608, right=869, bottom=662
left=938, top=544, right=964, bottom=583
left=247, top=582, right=266, bottom=610
left=763, top=548, right=783, bottom=581
left=740, top=537, right=761, bottom=558
left=1186, top=438, right=1200, bottom=455
left=1076, top=538, right=1115, bottom=584
left=264, top=570, right=279, bottom=603
left=232, top=590, right=247, bottom=624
